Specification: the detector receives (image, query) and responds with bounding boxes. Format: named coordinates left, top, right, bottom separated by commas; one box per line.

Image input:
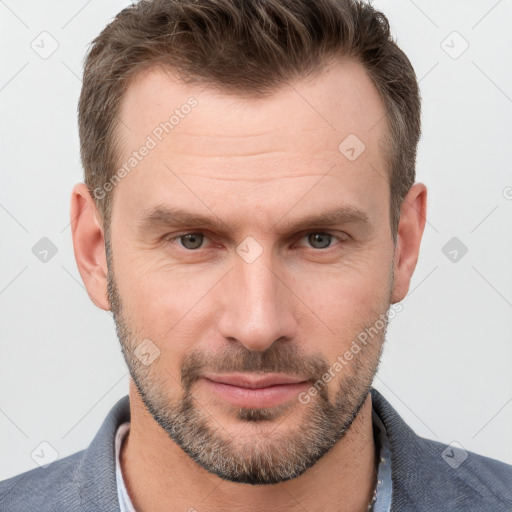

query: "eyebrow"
left=136, top=204, right=371, bottom=236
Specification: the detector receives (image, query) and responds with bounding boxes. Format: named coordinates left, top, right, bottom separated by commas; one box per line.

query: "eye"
left=170, top=232, right=206, bottom=250
left=296, top=232, right=345, bottom=250
left=164, top=231, right=347, bottom=252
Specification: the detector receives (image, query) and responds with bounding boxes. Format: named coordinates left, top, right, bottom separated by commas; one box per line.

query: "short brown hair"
left=78, top=0, right=421, bottom=243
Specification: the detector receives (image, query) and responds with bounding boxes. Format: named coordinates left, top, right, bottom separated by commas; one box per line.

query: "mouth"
left=200, top=372, right=310, bottom=409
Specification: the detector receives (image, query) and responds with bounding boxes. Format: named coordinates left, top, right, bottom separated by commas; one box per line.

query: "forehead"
left=117, top=59, right=387, bottom=154
left=111, top=59, right=389, bottom=230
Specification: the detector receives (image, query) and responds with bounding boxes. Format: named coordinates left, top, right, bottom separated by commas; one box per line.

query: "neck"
left=120, top=381, right=377, bottom=512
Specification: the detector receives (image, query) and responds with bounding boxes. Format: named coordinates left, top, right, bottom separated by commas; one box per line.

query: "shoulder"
left=371, top=387, right=512, bottom=511
left=0, top=450, right=85, bottom=512
left=417, top=434, right=512, bottom=504
left=0, top=395, right=129, bottom=512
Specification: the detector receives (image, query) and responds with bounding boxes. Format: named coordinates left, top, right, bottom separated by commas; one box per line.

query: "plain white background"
left=1, top=0, right=511, bottom=481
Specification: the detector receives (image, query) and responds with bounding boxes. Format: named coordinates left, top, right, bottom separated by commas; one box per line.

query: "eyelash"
left=163, top=231, right=347, bottom=252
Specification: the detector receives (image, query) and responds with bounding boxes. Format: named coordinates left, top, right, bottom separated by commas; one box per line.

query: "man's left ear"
left=391, top=182, right=427, bottom=303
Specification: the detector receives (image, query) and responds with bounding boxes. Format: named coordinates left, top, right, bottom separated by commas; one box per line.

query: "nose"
left=216, top=246, right=298, bottom=353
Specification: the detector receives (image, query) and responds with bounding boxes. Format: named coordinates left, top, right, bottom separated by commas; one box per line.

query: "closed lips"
left=202, top=373, right=308, bottom=389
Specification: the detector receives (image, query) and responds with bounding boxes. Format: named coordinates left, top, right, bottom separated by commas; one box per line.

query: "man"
left=1, top=0, right=511, bottom=510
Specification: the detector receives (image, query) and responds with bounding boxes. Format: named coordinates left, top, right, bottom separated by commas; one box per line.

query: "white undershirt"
left=115, top=422, right=136, bottom=512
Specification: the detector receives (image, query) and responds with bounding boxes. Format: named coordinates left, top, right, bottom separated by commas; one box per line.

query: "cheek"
left=294, top=254, right=392, bottom=349
left=115, top=254, right=219, bottom=352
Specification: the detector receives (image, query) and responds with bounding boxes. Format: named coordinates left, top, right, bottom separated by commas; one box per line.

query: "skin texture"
left=70, top=58, right=427, bottom=511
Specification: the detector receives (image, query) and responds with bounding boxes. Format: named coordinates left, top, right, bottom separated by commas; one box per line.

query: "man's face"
left=106, top=59, right=396, bottom=484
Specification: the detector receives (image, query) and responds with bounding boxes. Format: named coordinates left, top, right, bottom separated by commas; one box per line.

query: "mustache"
left=180, top=342, right=330, bottom=391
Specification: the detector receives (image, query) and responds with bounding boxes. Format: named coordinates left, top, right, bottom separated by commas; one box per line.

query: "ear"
left=70, top=183, right=111, bottom=311
left=391, top=182, right=427, bottom=303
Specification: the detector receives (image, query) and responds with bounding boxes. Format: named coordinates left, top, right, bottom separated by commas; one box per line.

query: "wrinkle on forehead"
left=115, top=58, right=387, bottom=169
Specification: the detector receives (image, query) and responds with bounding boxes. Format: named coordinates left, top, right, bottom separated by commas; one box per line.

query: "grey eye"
left=307, top=233, right=333, bottom=249
left=178, top=233, right=205, bottom=250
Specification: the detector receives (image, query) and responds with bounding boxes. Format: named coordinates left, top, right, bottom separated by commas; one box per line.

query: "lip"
left=202, top=372, right=307, bottom=389
left=200, top=373, right=310, bottom=409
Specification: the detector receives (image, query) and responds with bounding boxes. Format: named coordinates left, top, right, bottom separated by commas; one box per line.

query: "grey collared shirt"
left=115, top=407, right=392, bottom=511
